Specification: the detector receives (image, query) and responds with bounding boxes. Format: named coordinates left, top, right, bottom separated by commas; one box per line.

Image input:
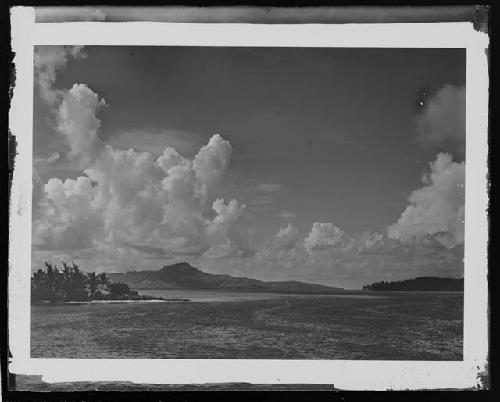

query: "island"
left=362, top=277, right=464, bottom=291
left=106, top=262, right=344, bottom=294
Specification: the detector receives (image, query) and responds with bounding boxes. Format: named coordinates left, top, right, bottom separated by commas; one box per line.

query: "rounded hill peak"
left=160, top=262, right=202, bottom=275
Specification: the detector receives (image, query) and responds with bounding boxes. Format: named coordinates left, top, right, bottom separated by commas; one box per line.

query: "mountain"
left=107, top=262, right=344, bottom=293
left=362, top=277, right=464, bottom=291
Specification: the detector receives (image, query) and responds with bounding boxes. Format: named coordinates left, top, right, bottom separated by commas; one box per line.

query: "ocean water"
left=136, top=288, right=383, bottom=302
left=31, top=291, right=463, bottom=360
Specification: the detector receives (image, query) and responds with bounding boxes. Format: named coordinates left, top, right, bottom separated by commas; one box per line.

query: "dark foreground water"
left=31, top=291, right=463, bottom=360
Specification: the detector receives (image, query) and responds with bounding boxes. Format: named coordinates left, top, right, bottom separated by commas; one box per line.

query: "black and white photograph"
left=7, top=6, right=490, bottom=392
left=30, top=44, right=467, bottom=361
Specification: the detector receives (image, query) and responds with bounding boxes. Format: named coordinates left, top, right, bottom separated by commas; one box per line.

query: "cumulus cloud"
left=208, top=230, right=463, bottom=288
left=32, top=51, right=247, bottom=270
left=197, top=203, right=463, bottom=287
left=35, top=176, right=103, bottom=251
left=34, top=134, right=244, bottom=258
left=304, top=222, right=351, bottom=253
left=193, top=134, right=233, bottom=199
left=206, top=198, right=246, bottom=246
left=57, top=84, right=107, bottom=164
left=271, top=224, right=300, bottom=250
left=34, top=46, right=86, bottom=104
left=416, top=85, right=466, bottom=159
left=356, top=231, right=384, bottom=252
left=388, top=153, right=465, bottom=248
left=33, top=83, right=245, bottom=262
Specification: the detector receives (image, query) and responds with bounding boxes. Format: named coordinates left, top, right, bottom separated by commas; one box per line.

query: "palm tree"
left=86, top=272, right=99, bottom=298
left=69, top=261, right=88, bottom=301
left=31, top=261, right=126, bottom=302
left=97, top=272, right=109, bottom=294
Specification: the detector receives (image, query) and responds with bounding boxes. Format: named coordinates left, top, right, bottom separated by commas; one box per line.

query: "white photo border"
left=9, top=7, right=489, bottom=390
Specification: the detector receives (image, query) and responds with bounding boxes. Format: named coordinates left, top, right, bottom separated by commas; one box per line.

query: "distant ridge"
left=108, top=262, right=344, bottom=294
left=363, top=277, right=464, bottom=291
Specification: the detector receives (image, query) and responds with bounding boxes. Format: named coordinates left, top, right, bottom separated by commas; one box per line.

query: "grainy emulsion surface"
left=31, top=292, right=463, bottom=360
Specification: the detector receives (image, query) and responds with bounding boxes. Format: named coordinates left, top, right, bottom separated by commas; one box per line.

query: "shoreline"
left=32, top=298, right=191, bottom=305
left=31, top=289, right=464, bottom=305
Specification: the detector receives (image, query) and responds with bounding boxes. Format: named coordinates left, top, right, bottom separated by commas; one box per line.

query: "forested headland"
left=363, top=277, right=464, bottom=291
left=31, top=261, right=156, bottom=303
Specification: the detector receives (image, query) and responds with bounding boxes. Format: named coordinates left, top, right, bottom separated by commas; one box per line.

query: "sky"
left=32, top=45, right=466, bottom=289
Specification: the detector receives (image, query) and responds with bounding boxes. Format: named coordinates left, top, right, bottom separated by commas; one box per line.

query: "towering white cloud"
left=34, top=134, right=244, bottom=258
left=416, top=84, right=465, bottom=158
left=34, top=46, right=86, bottom=104
left=304, top=222, right=350, bottom=253
left=33, top=78, right=244, bottom=259
left=388, top=153, right=465, bottom=248
left=193, top=134, right=232, bottom=198
left=32, top=46, right=247, bottom=269
left=57, top=84, right=106, bottom=164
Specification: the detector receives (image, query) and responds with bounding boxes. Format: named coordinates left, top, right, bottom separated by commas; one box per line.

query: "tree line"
left=31, top=261, right=133, bottom=302
left=362, top=277, right=464, bottom=291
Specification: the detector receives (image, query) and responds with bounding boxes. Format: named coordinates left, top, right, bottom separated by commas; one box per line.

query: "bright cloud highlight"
left=57, top=84, right=107, bottom=163
left=388, top=153, right=465, bottom=248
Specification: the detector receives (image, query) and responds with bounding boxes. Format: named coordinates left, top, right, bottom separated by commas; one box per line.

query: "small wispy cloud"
left=276, top=210, right=296, bottom=219
left=34, top=151, right=60, bottom=165
left=253, top=183, right=283, bottom=193
left=247, top=194, right=275, bottom=206
left=104, top=128, right=205, bottom=157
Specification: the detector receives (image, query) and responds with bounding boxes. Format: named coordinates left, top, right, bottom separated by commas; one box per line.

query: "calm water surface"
left=31, top=291, right=463, bottom=360
left=136, top=288, right=383, bottom=302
